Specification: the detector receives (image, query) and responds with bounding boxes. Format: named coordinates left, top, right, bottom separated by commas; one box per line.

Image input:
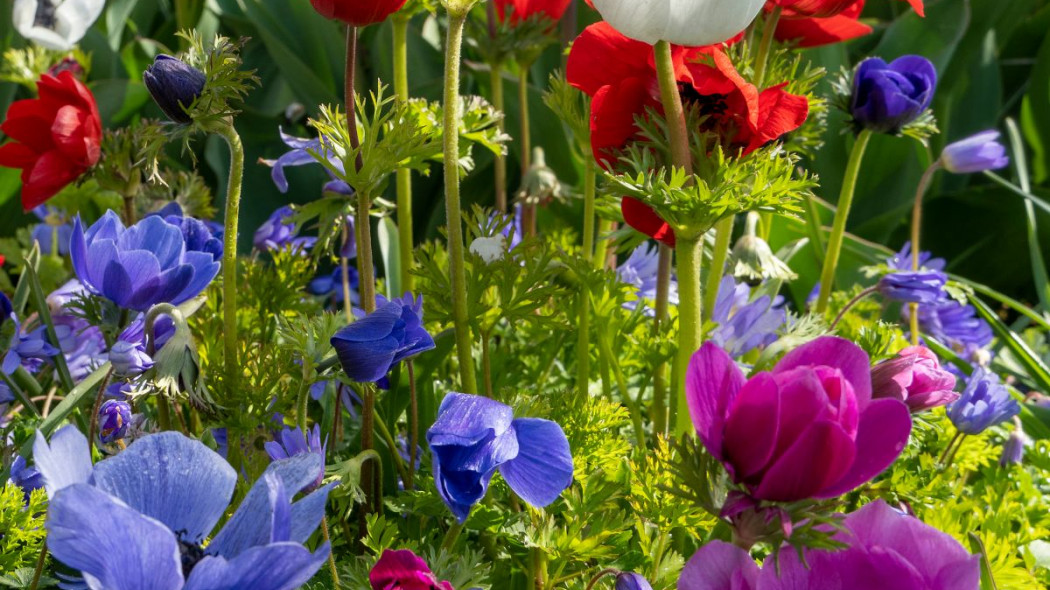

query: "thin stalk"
left=214, top=121, right=244, bottom=392
left=829, top=285, right=879, bottom=330
left=361, top=384, right=377, bottom=514
left=372, top=406, right=410, bottom=486
left=320, top=516, right=341, bottom=588
left=407, top=360, right=418, bottom=490
left=654, top=41, right=693, bottom=177
left=815, top=129, right=873, bottom=314
left=585, top=569, right=620, bottom=590
left=753, top=7, right=781, bottom=97
left=356, top=189, right=377, bottom=312
left=441, top=521, right=464, bottom=550
left=442, top=9, right=479, bottom=394
left=393, top=14, right=416, bottom=292
left=650, top=245, right=672, bottom=435
left=941, top=433, right=966, bottom=472
left=909, top=162, right=941, bottom=345
left=703, top=216, right=734, bottom=326
left=938, top=430, right=963, bottom=465
left=86, top=367, right=115, bottom=459
left=519, top=65, right=535, bottom=235
left=296, top=366, right=311, bottom=432
left=346, top=27, right=364, bottom=172
left=594, top=218, right=613, bottom=270
left=582, top=159, right=597, bottom=260
left=340, top=220, right=354, bottom=323
left=576, top=160, right=597, bottom=402
left=4, top=370, right=40, bottom=418
left=531, top=545, right=548, bottom=590
left=673, top=236, right=703, bottom=434
left=491, top=62, right=508, bottom=212
left=481, top=332, right=495, bottom=398
left=29, top=541, right=47, bottom=590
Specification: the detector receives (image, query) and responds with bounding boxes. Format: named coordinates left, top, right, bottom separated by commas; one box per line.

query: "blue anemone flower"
left=616, top=243, right=679, bottom=317
left=8, top=456, right=43, bottom=503
left=330, top=293, right=435, bottom=383
left=878, top=270, right=947, bottom=304
left=36, top=426, right=332, bottom=589
left=264, top=129, right=353, bottom=195
left=851, top=56, right=937, bottom=134
left=3, top=315, right=60, bottom=374
left=940, top=130, right=1009, bottom=174
left=265, top=425, right=326, bottom=493
left=427, top=393, right=574, bottom=523
left=253, top=206, right=317, bottom=254
left=148, top=203, right=224, bottom=263
left=308, top=266, right=360, bottom=305
left=708, top=276, right=786, bottom=358
left=71, top=211, right=221, bottom=312
left=31, top=205, right=73, bottom=256
left=946, top=368, right=1020, bottom=435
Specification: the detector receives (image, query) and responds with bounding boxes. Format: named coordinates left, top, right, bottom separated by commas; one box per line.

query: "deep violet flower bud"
left=98, top=399, right=132, bottom=444
left=615, top=572, right=654, bottom=590
left=877, top=269, right=947, bottom=304
left=870, top=346, right=957, bottom=412
left=940, top=130, right=1009, bottom=174
left=947, top=367, right=1020, bottom=435
left=368, top=549, right=453, bottom=590
left=427, top=393, right=574, bottom=522
left=851, top=56, right=937, bottom=134
left=264, top=424, right=326, bottom=493
left=999, top=421, right=1029, bottom=466
left=143, top=55, right=206, bottom=124
left=330, top=293, right=435, bottom=383
left=686, top=336, right=912, bottom=502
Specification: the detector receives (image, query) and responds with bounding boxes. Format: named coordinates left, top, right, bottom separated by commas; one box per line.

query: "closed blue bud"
left=947, top=368, right=1020, bottom=435
left=878, top=270, right=947, bottom=304
left=999, top=425, right=1028, bottom=466
left=70, top=211, right=221, bottom=312
left=427, top=393, right=574, bottom=522
left=143, top=55, right=205, bottom=124
left=616, top=572, right=653, bottom=590
left=108, top=340, right=154, bottom=376
left=98, top=399, right=132, bottom=444
left=330, top=293, right=435, bottom=383
left=940, top=130, right=1010, bottom=174
left=851, top=56, right=937, bottom=134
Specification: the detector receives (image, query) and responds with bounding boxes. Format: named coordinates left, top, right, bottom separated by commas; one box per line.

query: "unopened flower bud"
left=98, top=399, right=132, bottom=444
left=940, top=130, right=1009, bottom=174
left=516, top=147, right=562, bottom=206
left=108, top=340, right=154, bottom=376
left=615, top=572, right=653, bottom=590
left=729, top=212, right=796, bottom=286
left=999, top=420, right=1029, bottom=466
left=143, top=55, right=206, bottom=124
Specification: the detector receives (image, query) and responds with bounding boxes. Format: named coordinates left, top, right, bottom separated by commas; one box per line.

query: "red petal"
left=567, top=22, right=656, bottom=97
left=0, top=142, right=41, bottom=169
left=589, top=79, right=652, bottom=168
left=743, top=84, right=810, bottom=154
left=21, top=149, right=84, bottom=210
left=775, top=3, right=872, bottom=48
left=621, top=197, right=675, bottom=246
left=904, top=0, right=925, bottom=17
left=1, top=99, right=56, bottom=153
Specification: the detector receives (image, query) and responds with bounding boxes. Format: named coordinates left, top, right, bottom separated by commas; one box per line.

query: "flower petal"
left=753, top=420, right=856, bottom=502
left=679, top=540, right=758, bottom=590
left=499, top=418, right=574, bottom=508
left=773, top=336, right=872, bottom=406
left=685, top=342, right=746, bottom=462
left=33, top=425, right=93, bottom=498
left=722, top=373, right=780, bottom=479
left=184, top=542, right=330, bottom=590
left=816, top=398, right=911, bottom=498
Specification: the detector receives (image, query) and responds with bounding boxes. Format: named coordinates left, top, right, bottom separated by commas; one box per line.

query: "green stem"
left=296, top=366, right=311, bottom=432
left=815, top=129, right=872, bottom=314
left=441, top=520, right=465, bottom=550
left=909, top=162, right=940, bottom=345
left=320, top=516, right=341, bottom=588
left=340, top=220, right=354, bottom=323
left=584, top=569, right=620, bottom=590
left=594, top=218, right=613, bottom=270
left=753, top=7, right=781, bottom=96
left=356, top=189, right=377, bottom=312
left=373, top=406, right=410, bottom=486
left=481, top=332, right=494, bottom=398
left=86, top=367, right=115, bottom=459
left=407, top=360, right=418, bottom=490
left=674, top=236, right=703, bottom=435
left=491, top=62, right=508, bottom=212
left=443, top=9, right=479, bottom=394
left=576, top=160, right=596, bottom=402
left=361, top=384, right=377, bottom=514
left=214, top=121, right=244, bottom=392
left=651, top=245, right=672, bottom=435
left=653, top=41, right=693, bottom=177
left=519, top=65, right=536, bottom=236
left=703, top=216, right=734, bottom=326
left=393, top=15, right=415, bottom=293
left=29, top=540, right=47, bottom=590
left=7, top=369, right=41, bottom=417
left=829, top=285, right=879, bottom=331
left=604, top=337, right=646, bottom=450
left=531, top=545, right=548, bottom=590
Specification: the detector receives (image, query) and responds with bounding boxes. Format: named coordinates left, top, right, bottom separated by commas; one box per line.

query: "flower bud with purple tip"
left=940, top=130, right=1010, bottom=174
left=870, top=346, right=957, bottom=412
left=851, top=56, right=937, bottom=134
left=999, top=424, right=1029, bottom=466
left=98, top=399, right=132, bottom=444
left=108, top=339, right=154, bottom=376
left=143, top=55, right=206, bottom=124
left=615, top=572, right=654, bottom=590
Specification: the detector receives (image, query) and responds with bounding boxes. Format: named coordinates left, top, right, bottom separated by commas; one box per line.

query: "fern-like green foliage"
left=0, top=485, right=48, bottom=574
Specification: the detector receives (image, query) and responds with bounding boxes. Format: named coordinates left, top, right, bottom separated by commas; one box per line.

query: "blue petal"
left=183, top=542, right=330, bottom=590
left=69, top=217, right=94, bottom=295
left=119, top=216, right=185, bottom=268
left=172, top=251, right=221, bottom=303
left=47, top=484, right=183, bottom=590
left=33, top=426, right=93, bottom=498
left=267, top=473, right=291, bottom=543
left=289, top=482, right=336, bottom=544
left=84, top=210, right=124, bottom=243
left=427, top=393, right=515, bottom=446
left=208, top=453, right=322, bottom=558
left=92, top=432, right=236, bottom=543
left=499, top=418, right=574, bottom=508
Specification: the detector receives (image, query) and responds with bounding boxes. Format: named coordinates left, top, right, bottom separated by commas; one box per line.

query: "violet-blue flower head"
left=36, top=426, right=333, bottom=589
left=0, top=381, right=12, bottom=425
left=851, top=56, right=937, bottom=134
left=8, top=456, right=43, bottom=504
left=615, top=572, right=653, bottom=590
left=617, top=243, right=679, bottom=317
left=31, top=205, right=72, bottom=255
left=253, top=206, right=317, bottom=254
left=885, top=242, right=946, bottom=272
left=940, top=130, right=1009, bottom=174
left=3, top=315, right=60, bottom=374
left=70, top=211, right=221, bottom=312
left=999, top=425, right=1028, bottom=466
left=148, top=202, right=224, bottom=262
left=330, top=293, right=435, bottom=383
left=309, top=266, right=360, bottom=305
left=265, top=424, right=326, bottom=493
left=264, top=128, right=352, bottom=195
left=98, top=399, right=132, bottom=444
left=427, top=393, right=574, bottom=522
left=911, top=298, right=993, bottom=355
left=947, top=367, right=1020, bottom=435
left=878, top=269, right=947, bottom=304
left=143, top=55, right=205, bottom=125
left=708, top=276, right=786, bottom=358
left=108, top=339, right=154, bottom=376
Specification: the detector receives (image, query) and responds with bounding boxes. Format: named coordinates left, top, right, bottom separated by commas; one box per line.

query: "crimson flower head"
left=495, top=0, right=573, bottom=24
left=566, top=22, right=809, bottom=245
left=309, top=0, right=408, bottom=27
left=770, top=0, right=923, bottom=17
left=0, top=71, right=101, bottom=211
left=771, top=0, right=925, bottom=48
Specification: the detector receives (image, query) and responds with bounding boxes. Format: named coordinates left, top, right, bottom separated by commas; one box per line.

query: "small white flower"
left=590, top=0, right=765, bottom=47
left=470, top=236, right=506, bottom=264
left=13, top=0, right=105, bottom=51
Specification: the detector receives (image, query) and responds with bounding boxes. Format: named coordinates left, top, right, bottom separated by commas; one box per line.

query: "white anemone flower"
left=590, top=0, right=766, bottom=47
left=13, top=0, right=104, bottom=51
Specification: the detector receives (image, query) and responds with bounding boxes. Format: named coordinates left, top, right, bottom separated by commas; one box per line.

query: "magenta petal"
left=368, top=549, right=437, bottom=589
left=686, top=342, right=746, bottom=462
left=723, top=373, right=780, bottom=480
left=773, top=336, right=872, bottom=406
left=679, top=540, right=758, bottom=590
left=816, top=399, right=911, bottom=498
left=753, top=421, right=855, bottom=502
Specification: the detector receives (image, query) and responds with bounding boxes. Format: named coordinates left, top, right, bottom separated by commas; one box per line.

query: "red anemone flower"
left=0, top=71, right=101, bottom=211
left=495, top=0, right=573, bottom=24
left=309, top=0, right=408, bottom=26
left=774, top=1, right=872, bottom=48
left=769, top=0, right=923, bottom=18
left=566, top=22, right=809, bottom=246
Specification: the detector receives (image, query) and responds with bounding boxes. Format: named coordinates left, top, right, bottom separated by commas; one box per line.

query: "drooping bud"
left=143, top=55, right=206, bottom=124
left=999, top=419, right=1029, bottom=466
left=469, top=235, right=507, bottom=264
left=940, top=130, right=1009, bottom=174
left=108, top=339, right=154, bottom=376
left=516, top=147, right=563, bottom=207
left=615, top=572, right=654, bottom=590
left=729, top=212, right=797, bottom=286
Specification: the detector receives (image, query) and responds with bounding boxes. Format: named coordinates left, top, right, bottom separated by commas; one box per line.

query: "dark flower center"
left=177, top=532, right=208, bottom=578
left=678, top=83, right=730, bottom=118
left=33, top=0, right=57, bottom=28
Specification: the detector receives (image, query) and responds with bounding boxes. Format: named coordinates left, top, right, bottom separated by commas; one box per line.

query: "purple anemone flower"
left=709, top=276, right=786, bottom=358
left=615, top=572, right=653, bottom=590
left=148, top=202, right=224, bottom=263
left=910, top=298, right=993, bottom=357
left=330, top=293, right=435, bottom=383
left=309, top=266, right=360, bottom=305
left=8, top=456, right=43, bottom=504
left=369, top=549, right=454, bottom=590
left=851, top=56, right=937, bottom=134
left=71, top=211, right=221, bottom=312
left=3, top=315, right=60, bottom=374
left=940, top=130, right=1009, bottom=174
left=946, top=367, right=1020, bottom=435
left=98, top=399, right=132, bottom=444
left=686, top=336, right=912, bottom=502
left=427, top=393, right=574, bottom=522
left=253, top=206, right=317, bottom=253
left=264, top=128, right=353, bottom=195
left=35, top=426, right=333, bottom=589
left=886, top=242, right=946, bottom=272
left=878, top=269, right=947, bottom=304
left=616, top=243, right=679, bottom=317
left=679, top=500, right=979, bottom=590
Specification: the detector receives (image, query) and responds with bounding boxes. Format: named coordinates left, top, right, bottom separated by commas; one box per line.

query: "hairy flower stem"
left=393, top=14, right=416, bottom=292
left=655, top=39, right=698, bottom=434
left=29, top=540, right=48, bottom=590
left=519, top=65, right=536, bottom=235
left=651, top=244, right=672, bottom=435
left=576, top=160, right=596, bottom=402
left=320, top=516, right=341, bottom=588
left=490, top=63, right=508, bottom=212
left=816, top=129, right=873, bottom=314
left=909, top=162, right=941, bottom=345
left=674, top=236, right=704, bottom=434
left=703, top=216, right=734, bottom=327
left=751, top=7, right=781, bottom=240
left=145, top=303, right=181, bottom=431
left=443, top=7, right=479, bottom=394
left=213, top=121, right=244, bottom=394
left=829, top=285, right=879, bottom=330
left=86, top=367, right=115, bottom=458
left=407, top=360, right=418, bottom=490
left=340, top=222, right=354, bottom=323
left=356, top=190, right=377, bottom=312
